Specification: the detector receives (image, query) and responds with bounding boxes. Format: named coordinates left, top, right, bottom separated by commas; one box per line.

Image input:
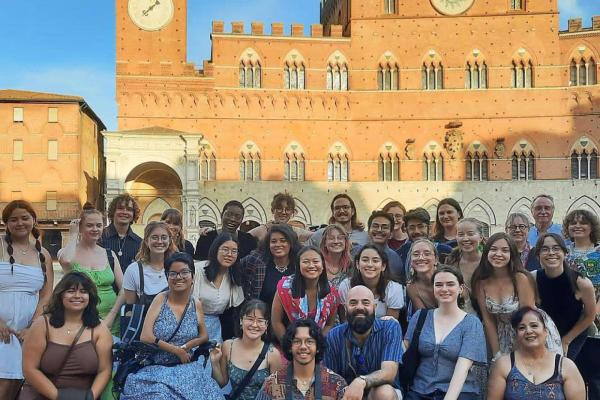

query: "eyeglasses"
left=275, top=207, right=294, bottom=214
left=291, top=338, right=317, bottom=347
left=370, top=223, right=391, bottom=231
left=411, top=251, right=433, bottom=259
left=218, top=247, right=238, bottom=255
left=539, top=246, right=563, bottom=255
left=167, top=269, right=192, bottom=279
left=508, top=224, right=528, bottom=232
left=242, top=317, right=268, bottom=327
left=150, top=235, right=170, bottom=241
left=333, top=205, right=351, bottom=212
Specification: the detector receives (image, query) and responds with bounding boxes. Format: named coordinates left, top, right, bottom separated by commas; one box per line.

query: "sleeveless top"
left=504, top=352, right=565, bottom=400
left=18, top=317, right=98, bottom=400
left=227, top=339, right=271, bottom=400
left=536, top=269, right=583, bottom=336
left=485, top=293, right=519, bottom=354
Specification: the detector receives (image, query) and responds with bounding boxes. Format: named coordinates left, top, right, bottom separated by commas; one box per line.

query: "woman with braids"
left=161, top=208, right=195, bottom=257
left=59, top=203, right=123, bottom=336
left=19, top=272, right=113, bottom=400
left=0, top=200, right=53, bottom=399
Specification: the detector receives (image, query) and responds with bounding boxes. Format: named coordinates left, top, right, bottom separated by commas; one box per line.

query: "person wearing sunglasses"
left=324, top=285, right=403, bottom=400
left=256, top=319, right=347, bottom=400
left=121, top=252, right=224, bottom=400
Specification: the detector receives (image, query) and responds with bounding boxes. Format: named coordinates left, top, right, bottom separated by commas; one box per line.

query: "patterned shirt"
left=99, top=224, right=142, bottom=272
left=256, top=364, right=347, bottom=400
left=566, top=243, right=600, bottom=295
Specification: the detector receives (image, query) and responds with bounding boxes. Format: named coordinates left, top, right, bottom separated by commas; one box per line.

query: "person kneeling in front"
left=324, top=285, right=403, bottom=400
left=256, top=319, right=347, bottom=400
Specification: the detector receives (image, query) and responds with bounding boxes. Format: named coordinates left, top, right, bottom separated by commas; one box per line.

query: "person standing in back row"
left=100, top=194, right=142, bottom=272
left=527, top=194, right=563, bottom=247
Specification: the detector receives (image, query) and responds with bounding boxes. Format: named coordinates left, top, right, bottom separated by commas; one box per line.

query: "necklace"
left=274, top=263, right=288, bottom=273
left=117, top=235, right=126, bottom=257
left=13, top=245, right=30, bottom=255
left=65, top=324, right=82, bottom=335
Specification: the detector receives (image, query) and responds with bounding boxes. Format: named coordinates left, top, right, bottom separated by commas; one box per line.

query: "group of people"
left=0, top=191, right=598, bottom=399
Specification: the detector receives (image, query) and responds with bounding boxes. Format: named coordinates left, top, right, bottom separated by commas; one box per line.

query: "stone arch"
left=242, top=197, right=267, bottom=224
left=422, top=198, right=441, bottom=222
left=511, top=46, right=537, bottom=65
left=142, top=197, right=171, bottom=224
left=567, top=195, right=600, bottom=217
left=328, top=141, right=350, bottom=158
left=463, top=197, right=496, bottom=227
left=510, top=139, right=536, bottom=156
left=292, top=197, right=313, bottom=226
left=566, top=42, right=599, bottom=64
left=507, top=197, right=533, bottom=221
left=283, top=49, right=306, bottom=66
left=239, top=47, right=262, bottom=65
left=465, top=141, right=490, bottom=157
left=327, top=50, right=349, bottom=67
left=198, top=197, right=221, bottom=227
left=571, top=136, right=598, bottom=153
left=423, top=141, right=443, bottom=157
left=377, top=197, right=397, bottom=210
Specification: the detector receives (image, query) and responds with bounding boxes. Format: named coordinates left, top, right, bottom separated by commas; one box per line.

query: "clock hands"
left=142, top=0, right=160, bottom=16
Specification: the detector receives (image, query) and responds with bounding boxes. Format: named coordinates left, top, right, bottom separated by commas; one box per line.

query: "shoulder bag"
left=399, top=308, right=429, bottom=390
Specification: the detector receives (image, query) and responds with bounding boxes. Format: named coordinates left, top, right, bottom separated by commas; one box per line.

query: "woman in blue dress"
left=121, top=252, right=224, bottom=400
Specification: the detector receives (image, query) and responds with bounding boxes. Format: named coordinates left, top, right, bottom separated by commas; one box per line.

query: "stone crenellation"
left=211, top=20, right=345, bottom=38
left=566, top=16, right=600, bottom=33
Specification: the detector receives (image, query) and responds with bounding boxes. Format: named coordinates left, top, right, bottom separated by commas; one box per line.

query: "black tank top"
left=537, top=269, right=582, bottom=336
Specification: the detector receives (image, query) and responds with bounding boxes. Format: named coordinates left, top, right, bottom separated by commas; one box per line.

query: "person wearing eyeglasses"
left=193, top=233, right=244, bottom=342
left=357, top=211, right=402, bottom=279
left=249, top=193, right=314, bottom=244
left=505, top=213, right=540, bottom=272
left=257, top=319, right=347, bottom=400
left=121, top=252, right=224, bottom=400
left=562, top=209, right=600, bottom=296
left=532, top=233, right=596, bottom=360
left=324, top=285, right=403, bottom=400
left=210, top=299, right=282, bottom=400
left=528, top=194, right=563, bottom=247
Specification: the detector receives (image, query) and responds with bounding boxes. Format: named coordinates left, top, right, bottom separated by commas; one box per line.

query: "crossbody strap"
left=412, top=309, right=429, bottom=351
left=137, top=261, right=146, bottom=303
left=286, top=362, right=322, bottom=400
left=53, top=321, right=86, bottom=382
left=229, top=341, right=270, bottom=400
left=165, top=296, right=192, bottom=343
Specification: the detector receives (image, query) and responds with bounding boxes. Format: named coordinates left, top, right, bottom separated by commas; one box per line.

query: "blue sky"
left=0, top=0, right=596, bottom=130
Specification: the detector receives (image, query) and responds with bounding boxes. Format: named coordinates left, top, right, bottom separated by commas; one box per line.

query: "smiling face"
left=272, top=200, right=294, bottom=224
left=241, top=309, right=268, bottom=340
left=163, top=216, right=182, bottom=239
left=457, top=221, right=482, bottom=253
left=221, top=205, right=244, bottom=233
left=531, top=197, right=554, bottom=226
left=357, top=248, right=385, bottom=281
left=487, top=238, right=511, bottom=269
left=269, top=232, right=291, bottom=259
left=291, top=326, right=318, bottom=366
left=114, top=200, right=135, bottom=226
left=438, top=204, right=460, bottom=232
left=324, top=227, right=346, bottom=255
left=567, top=216, right=592, bottom=242
left=80, top=212, right=104, bottom=243
left=433, top=271, right=462, bottom=305
left=299, top=249, right=324, bottom=281
left=332, top=197, right=354, bottom=225
left=387, top=206, right=405, bottom=232
left=217, top=240, right=238, bottom=268
left=346, top=285, right=376, bottom=334
left=506, top=216, right=529, bottom=246
left=515, top=311, right=547, bottom=350
left=406, top=218, right=429, bottom=241
left=62, top=284, right=90, bottom=313
left=410, top=241, right=436, bottom=274
left=147, top=226, right=170, bottom=256
left=6, top=207, right=35, bottom=240
left=166, top=261, right=193, bottom=292
left=539, top=236, right=565, bottom=273
left=368, top=216, right=392, bottom=245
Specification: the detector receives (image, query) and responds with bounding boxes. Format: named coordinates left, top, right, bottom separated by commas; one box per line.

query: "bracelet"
left=154, top=337, right=160, bottom=345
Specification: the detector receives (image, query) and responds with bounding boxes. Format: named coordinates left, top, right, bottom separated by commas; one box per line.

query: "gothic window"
left=512, top=60, right=533, bottom=88
left=465, top=62, right=488, bottom=89
left=239, top=60, right=262, bottom=89
left=570, top=56, right=597, bottom=86
left=510, top=0, right=524, bottom=10
left=511, top=151, right=535, bottom=180
left=284, top=152, right=306, bottom=181
left=328, top=153, right=349, bottom=182
left=465, top=152, right=489, bottom=181
left=384, top=0, right=395, bottom=14
left=423, top=153, right=444, bottom=181
left=284, top=62, right=306, bottom=90
left=571, top=148, right=599, bottom=180
left=240, top=149, right=261, bottom=181
left=422, top=62, right=443, bottom=90
left=378, top=153, right=400, bottom=181
left=327, top=63, right=349, bottom=91
left=199, top=151, right=216, bottom=181
left=378, top=63, right=399, bottom=90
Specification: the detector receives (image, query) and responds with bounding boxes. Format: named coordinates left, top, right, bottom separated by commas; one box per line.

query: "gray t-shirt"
left=123, top=261, right=168, bottom=297
left=338, top=278, right=405, bottom=317
left=405, top=310, right=487, bottom=395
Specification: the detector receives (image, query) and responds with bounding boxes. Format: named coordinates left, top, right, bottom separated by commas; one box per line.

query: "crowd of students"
left=0, top=191, right=598, bottom=400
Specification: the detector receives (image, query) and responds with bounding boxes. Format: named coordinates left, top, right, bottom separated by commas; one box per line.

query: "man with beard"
left=396, top=208, right=453, bottom=284
left=324, top=286, right=403, bottom=400
left=310, top=194, right=368, bottom=251
left=256, top=319, right=347, bottom=400
left=194, top=200, right=257, bottom=260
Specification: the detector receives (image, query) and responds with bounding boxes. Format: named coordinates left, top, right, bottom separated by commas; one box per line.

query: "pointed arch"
left=508, top=197, right=533, bottom=220
left=198, top=197, right=222, bottom=227
left=292, top=197, right=313, bottom=226
left=283, top=50, right=306, bottom=90
left=284, top=141, right=306, bottom=181
left=326, top=51, right=349, bottom=91
left=422, top=198, right=441, bottom=222
left=328, top=141, right=350, bottom=182
left=241, top=197, right=268, bottom=224
left=567, top=195, right=600, bottom=217
left=239, top=48, right=262, bottom=88
left=570, top=136, right=599, bottom=179
left=199, top=139, right=217, bottom=181
left=463, top=197, right=497, bottom=226
left=143, top=197, right=172, bottom=224
left=423, top=141, right=444, bottom=181
left=465, top=142, right=489, bottom=181
left=422, top=50, right=444, bottom=90
left=378, top=142, right=401, bottom=181
left=240, top=141, right=261, bottom=181
left=377, top=52, right=400, bottom=90
left=511, top=140, right=536, bottom=180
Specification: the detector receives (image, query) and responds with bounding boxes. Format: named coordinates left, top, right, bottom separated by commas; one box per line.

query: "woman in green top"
left=58, top=203, right=124, bottom=335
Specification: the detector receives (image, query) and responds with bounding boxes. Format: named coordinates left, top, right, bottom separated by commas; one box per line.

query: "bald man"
left=324, top=285, right=404, bottom=400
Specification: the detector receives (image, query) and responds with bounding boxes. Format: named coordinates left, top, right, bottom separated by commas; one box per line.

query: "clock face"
left=128, top=0, right=175, bottom=31
left=431, top=0, right=475, bottom=16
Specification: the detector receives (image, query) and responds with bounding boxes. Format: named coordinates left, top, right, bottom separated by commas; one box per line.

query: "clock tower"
left=116, top=0, right=187, bottom=73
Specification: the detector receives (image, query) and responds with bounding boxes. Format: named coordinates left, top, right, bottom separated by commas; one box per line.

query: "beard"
left=348, top=311, right=375, bottom=334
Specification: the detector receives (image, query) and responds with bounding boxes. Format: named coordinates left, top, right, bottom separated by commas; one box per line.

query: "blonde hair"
left=135, top=221, right=178, bottom=263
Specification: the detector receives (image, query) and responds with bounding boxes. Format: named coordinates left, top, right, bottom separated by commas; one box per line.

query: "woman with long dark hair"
left=20, top=272, right=113, bottom=399
left=193, top=233, right=244, bottom=342
left=0, top=200, right=53, bottom=399
left=271, top=246, right=340, bottom=342
left=432, top=198, right=464, bottom=248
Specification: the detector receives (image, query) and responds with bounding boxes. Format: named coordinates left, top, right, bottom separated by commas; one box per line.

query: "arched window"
left=465, top=152, right=489, bottom=181
left=378, top=152, right=400, bottom=181
left=511, top=151, right=535, bottom=180
left=512, top=59, right=533, bottom=88
left=284, top=151, right=306, bottom=181
left=423, top=153, right=444, bottom=181
left=465, top=61, right=487, bottom=89
left=510, top=0, right=523, bottom=10
left=570, top=55, right=597, bottom=86
left=422, top=62, right=443, bottom=90
left=284, top=58, right=306, bottom=90
left=384, top=0, right=395, bottom=14
left=378, top=63, right=399, bottom=90
left=328, top=147, right=350, bottom=182
left=239, top=51, right=262, bottom=89
left=199, top=150, right=216, bottom=181
left=240, top=143, right=261, bottom=181
left=571, top=138, right=599, bottom=179
left=327, top=63, right=349, bottom=91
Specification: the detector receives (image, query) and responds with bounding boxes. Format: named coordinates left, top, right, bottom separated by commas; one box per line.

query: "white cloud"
left=559, top=0, right=585, bottom=19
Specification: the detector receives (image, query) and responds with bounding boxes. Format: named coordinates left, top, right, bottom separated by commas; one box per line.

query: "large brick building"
left=0, top=90, right=105, bottom=257
left=107, top=0, right=600, bottom=240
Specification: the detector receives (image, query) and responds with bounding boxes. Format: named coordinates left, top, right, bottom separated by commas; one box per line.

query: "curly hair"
left=46, top=272, right=101, bottom=328
left=271, top=192, right=296, bottom=213
left=259, top=224, right=301, bottom=273
left=107, top=194, right=140, bottom=223
left=281, top=319, right=327, bottom=363
left=135, top=221, right=178, bottom=264
left=562, top=209, right=600, bottom=245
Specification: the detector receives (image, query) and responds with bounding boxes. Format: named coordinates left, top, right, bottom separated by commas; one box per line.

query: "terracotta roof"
left=0, top=89, right=84, bottom=103
left=117, top=126, right=194, bottom=135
